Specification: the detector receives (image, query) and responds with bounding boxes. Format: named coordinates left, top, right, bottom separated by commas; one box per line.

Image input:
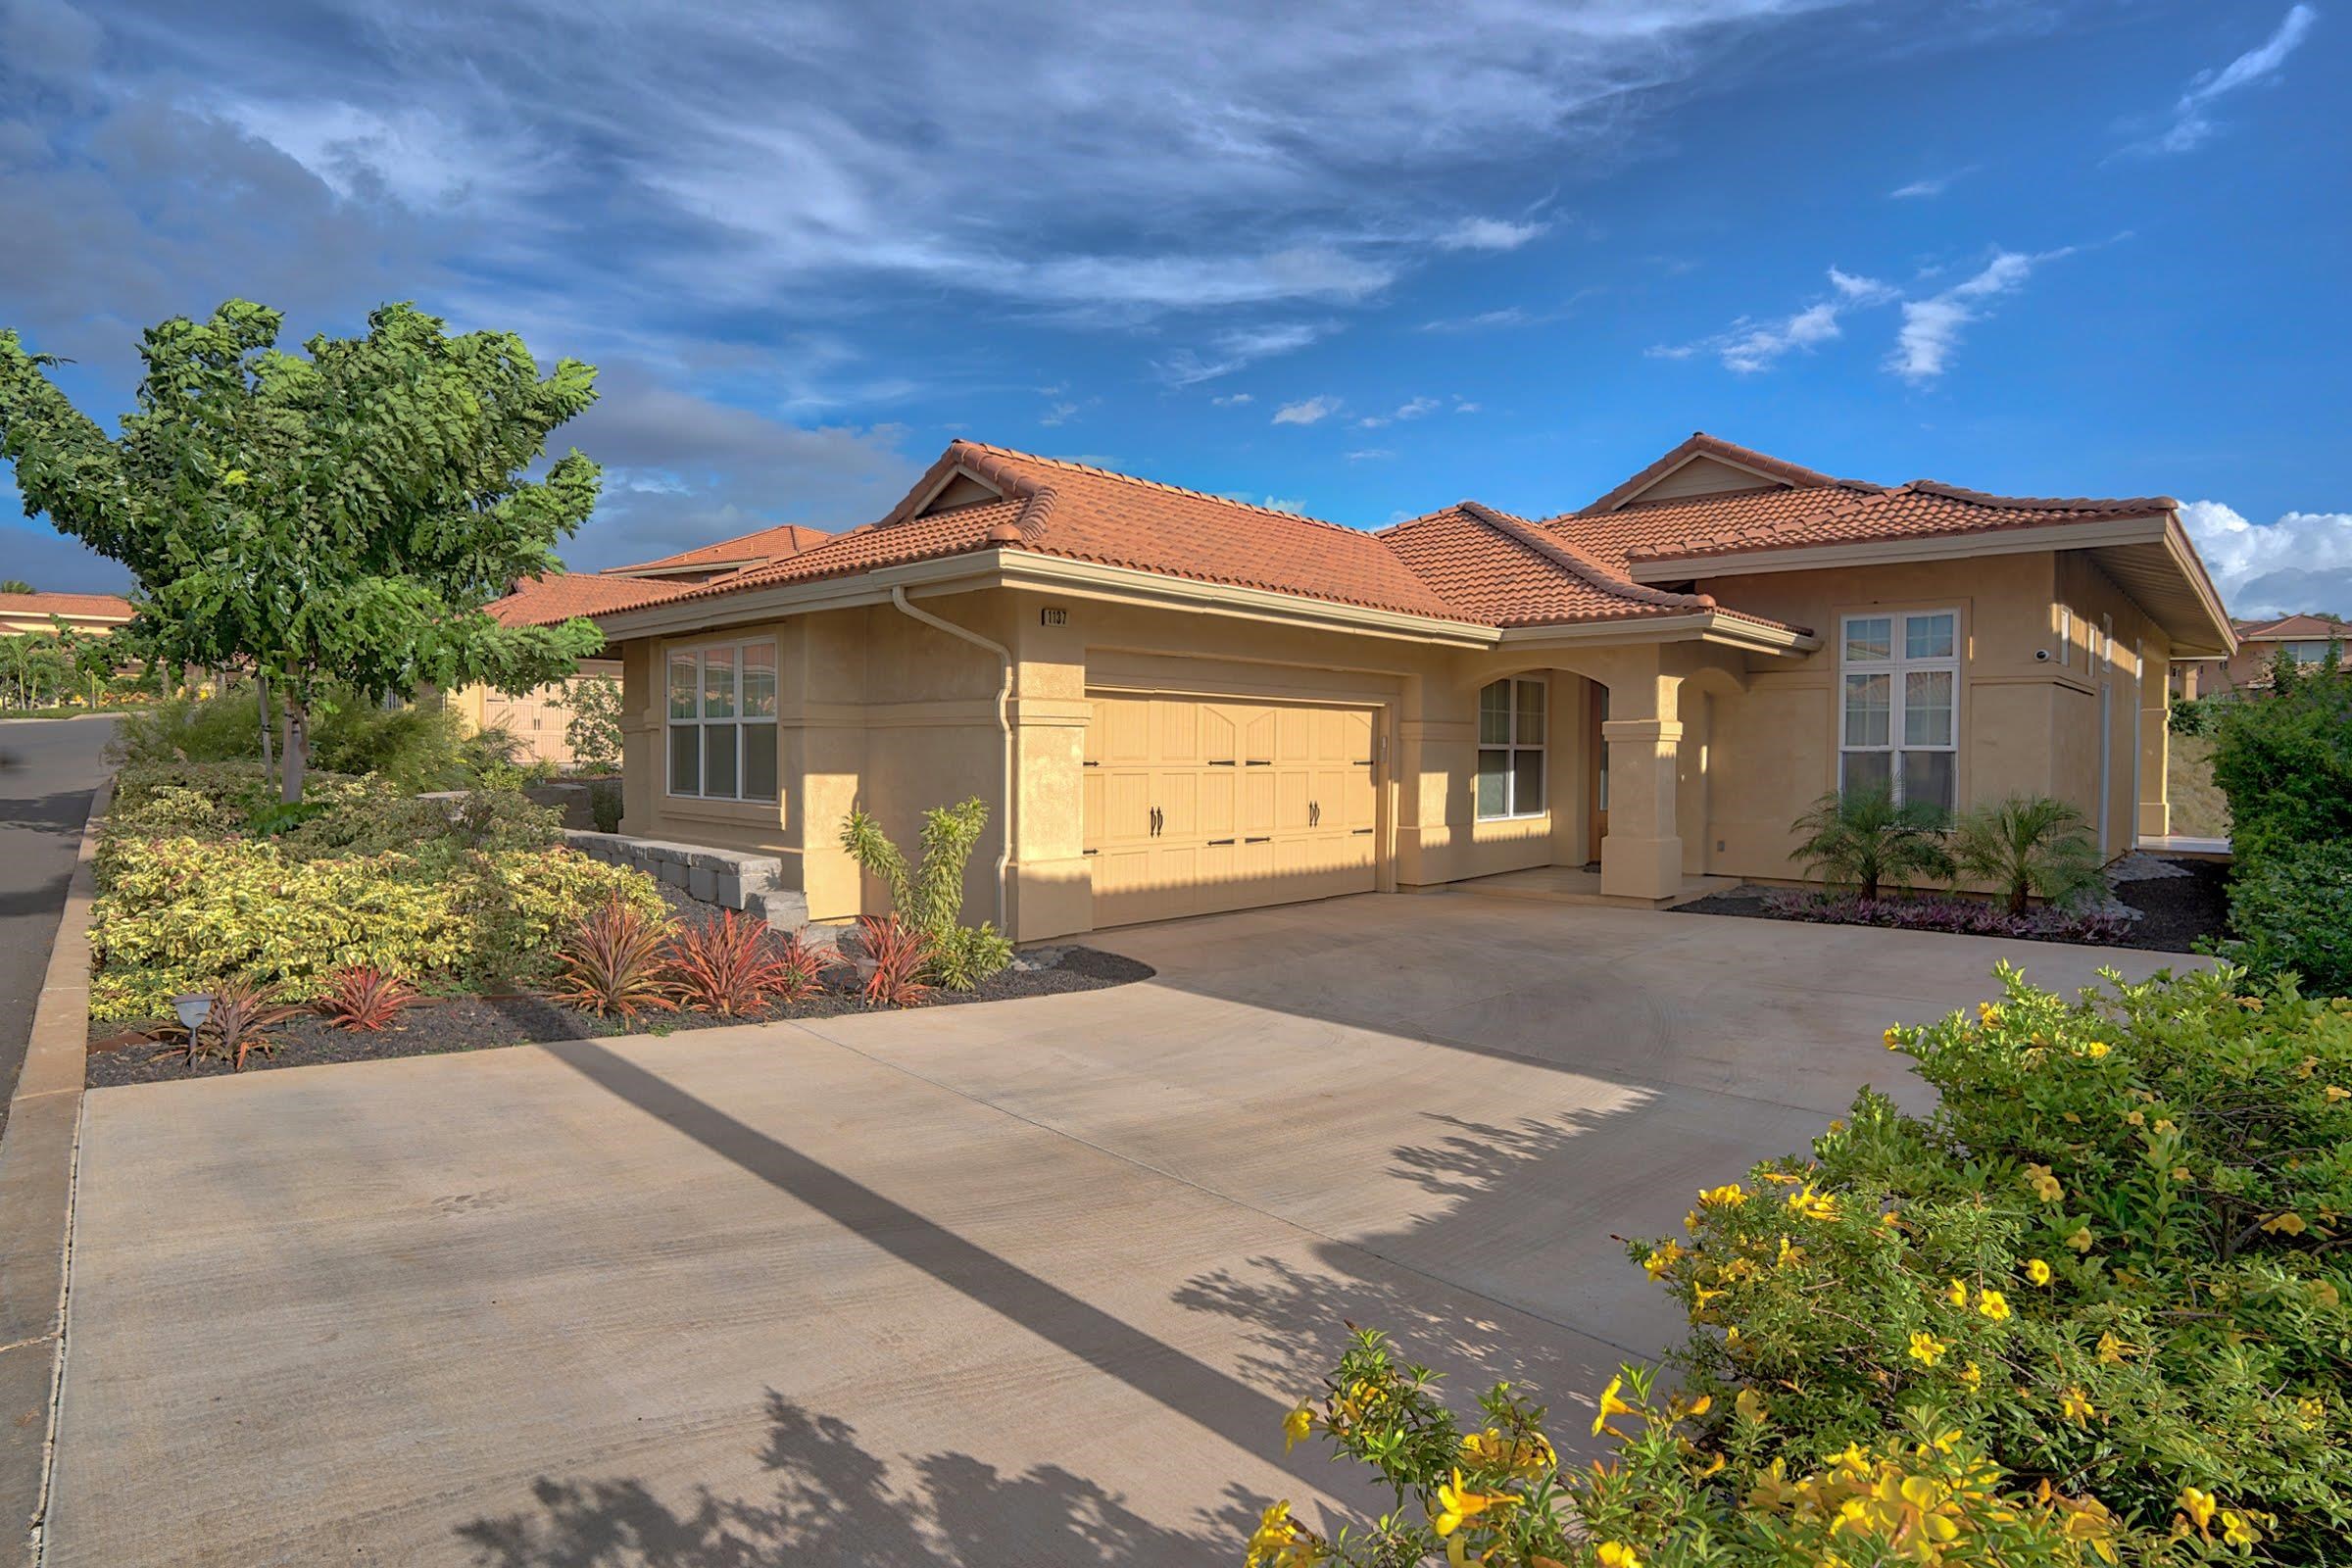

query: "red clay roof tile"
left=606, top=521, right=832, bottom=575
left=0, top=590, right=133, bottom=620
left=486, top=572, right=698, bottom=627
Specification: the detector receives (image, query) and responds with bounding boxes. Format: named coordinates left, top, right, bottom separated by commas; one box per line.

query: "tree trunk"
left=281, top=697, right=309, bottom=804
left=257, top=674, right=274, bottom=780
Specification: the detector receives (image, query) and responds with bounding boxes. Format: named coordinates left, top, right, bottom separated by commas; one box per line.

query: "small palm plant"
left=1790, top=786, right=1954, bottom=900
left=1952, top=794, right=2105, bottom=916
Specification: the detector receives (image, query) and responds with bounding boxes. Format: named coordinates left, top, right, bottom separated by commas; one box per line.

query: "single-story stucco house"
left=577, top=432, right=2236, bottom=942
left=2176, top=612, right=2346, bottom=700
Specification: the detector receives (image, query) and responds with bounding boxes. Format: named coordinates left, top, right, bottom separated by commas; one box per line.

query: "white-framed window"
left=1840, top=610, right=1958, bottom=818
left=666, top=639, right=778, bottom=801
left=2284, top=639, right=2339, bottom=664
left=1476, top=676, right=1546, bottom=820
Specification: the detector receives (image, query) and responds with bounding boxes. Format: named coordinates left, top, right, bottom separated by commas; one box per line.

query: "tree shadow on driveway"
left=460, top=1390, right=1264, bottom=1568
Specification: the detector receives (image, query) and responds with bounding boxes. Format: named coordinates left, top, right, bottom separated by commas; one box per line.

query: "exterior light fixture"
left=170, top=992, right=213, bottom=1040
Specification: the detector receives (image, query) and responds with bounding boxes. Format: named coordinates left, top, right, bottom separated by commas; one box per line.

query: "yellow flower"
left=2064, top=1226, right=2095, bottom=1254
left=1596, top=1544, right=1640, bottom=1568
left=2059, top=1387, right=2095, bottom=1424
left=2261, top=1211, right=2309, bottom=1236
left=2171, top=1165, right=2192, bottom=1183
left=1643, top=1241, right=1683, bottom=1280
left=1906, top=1331, right=1948, bottom=1366
left=1736, top=1388, right=1767, bottom=1424
left=2096, top=1330, right=2128, bottom=1364
left=2312, top=1279, right=2342, bottom=1309
left=1283, top=1402, right=1314, bottom=1452
left=2083, top=1040, right=2110, bottom=1057
left=2152, top=1118, right=2178, bottom=1136
left=1431, top=1469, right=1513, bottom=1537
left=2221, top=1510, right=2258, bottom=1547
left=1247, top=1501, right=1320, bottom=1568
left=1958, top=1361, right=1982, bottom=1388
left=1698, top=1182, right=1747, bottom=1207
left=2124, top=1108, right=2145, bottom=1127
left=1946, top=1278, right=1970, bottom=1307
left=2296, top=1395, right=2326, bottom=1431
left=1977, top=1289, right=2012, bottom=1322
left=2024, top=1258, right=2052, bottom=1287
left=2176, top=1488, right=2217, bottom=1531
left=2021, top=1163, right=2063, bottom=1202
left=1979, top=1002, right=2003, bottom=1025
left=2327, top=1085, right=2351, bottom=1102
left=1883, top=1026, right=1904, bottom=1051
left=1592, top=1376, right=1636, bottom=1438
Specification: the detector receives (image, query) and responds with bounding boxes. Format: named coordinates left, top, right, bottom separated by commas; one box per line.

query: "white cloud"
left=2135, top=5, right=2317, bottom=155
left=1156, top=321, right=1330, bottom=385
left=1272, top=395, right=1340, bottom=425
left=1040, top=400, right=1079, bottom=426
left=1347, top=448, right=1396, bottom=462
left=1355, top=394, right=1442, bottom=428
left=1435, top=217, right=1548, bottom=252
left=1453, top=399, right=1481, bottom=414
left=1210, top=392, right=1253, bottom=406
left=1221, top=491, right=1308, bottom=514
left=2180, top=500, right=2352, bottom=617
left=1653, top=266, right=1893, bottom=373
left=1888, top=166, right=1973, bottom=199
left=1886, top=247, right=2068, bottom=382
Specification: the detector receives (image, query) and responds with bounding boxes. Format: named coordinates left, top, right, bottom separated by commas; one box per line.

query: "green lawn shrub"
left=1260, top=963, right=2351, bottom=1566
left=2211, top=654, right=2352, bottom=991
left=840, top=798, right=1013, bottom=990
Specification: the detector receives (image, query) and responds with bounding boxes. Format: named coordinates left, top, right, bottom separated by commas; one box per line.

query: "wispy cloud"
left=2180, top=499, right=2352, bottom=616
left=2130, top=5, right=2317, bottom=155
left=1272, top=395, right=1340, bottom=426
left=1355, top=395, right=1442, bottom=428
left=1650, top=266, right=1895, bottom=373
left=1889, top=165, right=1975, bottom=199
left=1210, top=392, right=1253, bottom=407
left=1887, top=247, right=2070, bottom=382
left=1155, top=321, right=1330, bottom=385
left=1435, top=217, right=1548, bottom=253
left=1347, top=448, right=1396, bottom=462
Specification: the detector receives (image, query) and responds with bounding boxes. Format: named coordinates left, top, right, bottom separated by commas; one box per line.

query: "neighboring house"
left=2176, top=612, right=2346, bottom=697
left=581, top=432, right=2235, bottom=942
left=454, top=523, right=833, bottom=767
left=0, top=590, right=134, bottom=637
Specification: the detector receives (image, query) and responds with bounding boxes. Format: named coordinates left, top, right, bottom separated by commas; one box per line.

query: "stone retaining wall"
left=564, top=830, right=809, bottom=930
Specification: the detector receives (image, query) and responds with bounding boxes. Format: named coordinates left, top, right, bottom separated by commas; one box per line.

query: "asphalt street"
left=0, top=717, right=116, bottom=1136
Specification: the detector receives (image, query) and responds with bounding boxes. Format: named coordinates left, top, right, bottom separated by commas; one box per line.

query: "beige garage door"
left=1083, top=693, right=1378, bottom=927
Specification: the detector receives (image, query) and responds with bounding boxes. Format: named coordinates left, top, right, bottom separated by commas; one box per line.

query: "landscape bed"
left=87, top=945, right=1152, bottom=1087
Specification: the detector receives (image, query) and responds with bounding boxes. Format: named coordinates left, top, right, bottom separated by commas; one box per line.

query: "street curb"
left=0, top=774, right=110, bottom=1566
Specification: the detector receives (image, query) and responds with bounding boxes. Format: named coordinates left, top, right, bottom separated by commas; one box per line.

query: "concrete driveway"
left=47, top=894, right=2195, bottom=1566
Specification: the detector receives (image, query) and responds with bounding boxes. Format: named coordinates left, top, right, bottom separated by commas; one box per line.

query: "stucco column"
left=1007, top=613, right=1094, bottom=942
left=1599, top=672, right=1685, bottom=901
left=2138, top=662, right=2172, bottom=839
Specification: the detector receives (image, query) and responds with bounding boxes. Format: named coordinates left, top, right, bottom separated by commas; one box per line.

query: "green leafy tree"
left=560, top=672, right=624, bottom=774
left=1951, top=794, right=2105, bottom=915
left=1789, top=785, right=1954, bottom=900
left=0, top=300, right=606, bottom=799
left=0, top=578, right=30, bottom=594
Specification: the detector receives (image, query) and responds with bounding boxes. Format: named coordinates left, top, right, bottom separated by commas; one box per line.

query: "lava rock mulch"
left=1674, top=855, right=2230, bottom=956
left=86, top=946, right=1154, bottom=1088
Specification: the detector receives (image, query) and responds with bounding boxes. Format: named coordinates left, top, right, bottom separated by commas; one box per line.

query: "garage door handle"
left=1352, top=827, right=1373, bottom=836
left=1308, top=801, right=1320, bottom=827
left=1245, top=760, right=1270, bottom=766
left=1245, top=835, right=1271, bottom=844
left=1206, top=837, right=1234, bottom=846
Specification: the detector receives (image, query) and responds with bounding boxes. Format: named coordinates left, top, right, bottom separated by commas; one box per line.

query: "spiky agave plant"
left=855, top=913, right=933, bottom=1009
left=553, top=895, right=676, bottom=1019
left=666, top=910, right=795, bottom=1017
left=317, top=964, right=420, bottom=1031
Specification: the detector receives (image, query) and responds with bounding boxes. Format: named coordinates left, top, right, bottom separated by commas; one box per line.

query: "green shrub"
left=562, top=673, right=624, bottom=774
left=588, top=777, right=623, bottom=834
left=111, top=690, right=271, bottom=767
left=1951, top=794, right=2104, bottom=915
left=309, top=699, right=474, bottom=792
left=2220, top=842, right=2352, bottom=995
left=2171, top=693, right=2221, bottom=738
left=89, top=836, right=662, bottom=1020
left=840, top=798, right=1012, bottom=990
left=1261, top=963, right=2350, bottom=1566
left=1789, top=785, right=1954, bottom=899
left=2211, top=655, right=2352, bottom=861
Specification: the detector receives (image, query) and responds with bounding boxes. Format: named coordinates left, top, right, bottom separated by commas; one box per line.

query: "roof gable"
left=1584, top=432, right=1846, bottom=513
left=2240, top=612, right=2344, bottom=641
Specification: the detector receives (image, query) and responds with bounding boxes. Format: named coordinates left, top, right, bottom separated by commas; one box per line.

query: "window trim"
left=1475, top=675, right=1548, bottom=822
left=665, top=637, right=780, bottom=803
left=1838, top=609, right=1960, bottom=816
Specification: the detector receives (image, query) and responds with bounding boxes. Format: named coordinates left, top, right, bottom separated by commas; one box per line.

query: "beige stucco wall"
left=612, top=546, right=2177, bottom=939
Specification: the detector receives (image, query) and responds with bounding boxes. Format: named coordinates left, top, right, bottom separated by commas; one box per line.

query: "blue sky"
left=3, top=0, right=2346, bottom=614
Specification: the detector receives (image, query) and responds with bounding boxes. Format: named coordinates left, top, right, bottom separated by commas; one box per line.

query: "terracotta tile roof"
left=1583, top=431, right=1850, bottom=514
left=1606, top=479, right=2177, bottom=566
left=485, top=572, right=698, bottom=627
left=666, top=441, right=1470, bottom=621
left=1379, top=503, right=1728, bottom=627
left=0, top=590, right=133, bottom=620
left=606, top=521, right=832, bottom=575
left=1548, top=486, right=1866, bottom=575
left=2237, top=612, right=2346, bottom=640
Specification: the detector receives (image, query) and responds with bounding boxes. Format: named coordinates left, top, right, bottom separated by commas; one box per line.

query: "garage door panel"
left=1086, top=690, right=1379, bottom=928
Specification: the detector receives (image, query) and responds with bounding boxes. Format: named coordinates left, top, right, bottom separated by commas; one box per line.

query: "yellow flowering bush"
left=1642, top=961, right=2351, bottom=1561
left=1247, top=963, right=2350, bottom=1565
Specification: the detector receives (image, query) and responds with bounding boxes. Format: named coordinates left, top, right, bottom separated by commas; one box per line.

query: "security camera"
left=2034, top=649, right=2052, bottom=662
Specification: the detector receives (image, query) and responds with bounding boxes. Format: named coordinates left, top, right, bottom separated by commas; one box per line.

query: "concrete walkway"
left=48, top=895, right=2196, bottom=1566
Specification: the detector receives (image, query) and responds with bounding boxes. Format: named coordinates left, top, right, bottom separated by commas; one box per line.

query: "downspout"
left=888, top=586, right=1012, bottom=932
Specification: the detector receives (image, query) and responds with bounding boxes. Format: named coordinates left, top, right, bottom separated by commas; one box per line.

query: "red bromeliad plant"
left=772, top=928, right=830, bottom=1005
left=554, top=895, right=676, bottom=1019
left=317, top=964, right=419, bottom=1031
left=667, top=910, right=796, bottom=1017
left=153, top=975, right=306, bottom=1071
left=856, top=913, right=932, bottom=1008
